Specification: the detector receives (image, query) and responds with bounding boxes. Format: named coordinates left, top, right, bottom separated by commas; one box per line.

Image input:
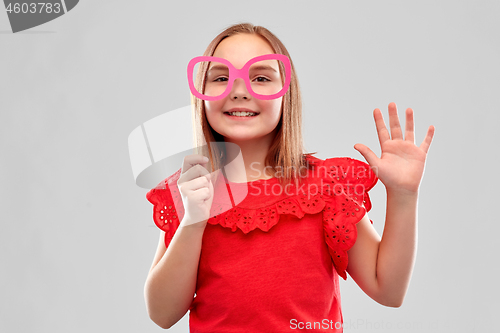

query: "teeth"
left=227, top=111, right=257, bottom=116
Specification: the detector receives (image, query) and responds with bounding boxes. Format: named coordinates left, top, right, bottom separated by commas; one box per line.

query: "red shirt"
left=146, top=155, right=377, bottom=332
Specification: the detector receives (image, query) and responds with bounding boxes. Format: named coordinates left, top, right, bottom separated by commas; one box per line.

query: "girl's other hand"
left=176, top=155, right=214, bottom=228
left=354, top=102, right=435, bottom=194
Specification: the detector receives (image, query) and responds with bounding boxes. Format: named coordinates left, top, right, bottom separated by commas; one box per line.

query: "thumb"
left=354, top=143, right=378, bottom=167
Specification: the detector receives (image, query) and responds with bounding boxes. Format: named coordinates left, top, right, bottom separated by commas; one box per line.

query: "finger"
left=419, top=125, right=435, bottom=154
left=354, top=143, right=379, bottom=167
left=179, top=167, right=210, bottom=193
left=388, top=102, right=403, bottom=140
left=405, top=108, right=415, bottom=144
left=178, top=161, right=211, bottom=185
left=373, top=108, right=390, bottom=146
left=190, top=187, right=212, bottom=203
left=187, top=177, right=210, bottom=194
left=181, top=154, right=209, bottom=175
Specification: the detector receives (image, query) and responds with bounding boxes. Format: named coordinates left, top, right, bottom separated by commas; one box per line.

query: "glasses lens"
left=248, top=59, right=286, bottom=97
left=192, top=61, right=229, bottom=98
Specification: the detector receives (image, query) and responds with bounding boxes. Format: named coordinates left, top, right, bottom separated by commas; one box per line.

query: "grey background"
left=1, top=0, right=498, bottom=332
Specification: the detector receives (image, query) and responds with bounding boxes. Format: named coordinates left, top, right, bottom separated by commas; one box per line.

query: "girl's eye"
left=213, top=77, right=228, bottom=82
left=253, top=76, right=271, bottom=82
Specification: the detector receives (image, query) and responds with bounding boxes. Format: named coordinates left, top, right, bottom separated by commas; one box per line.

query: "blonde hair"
left=192, top=22, right=316, bottom=188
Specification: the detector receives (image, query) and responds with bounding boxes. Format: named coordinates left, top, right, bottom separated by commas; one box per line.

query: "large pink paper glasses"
left=187, top=54, right=291, bottom=101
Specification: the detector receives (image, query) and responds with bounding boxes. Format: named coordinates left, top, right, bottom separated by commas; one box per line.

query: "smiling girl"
left=144, top=23, right=435, bottom=332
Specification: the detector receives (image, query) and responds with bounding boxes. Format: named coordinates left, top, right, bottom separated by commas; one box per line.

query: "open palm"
left=354, top=102, right=435, bottom=194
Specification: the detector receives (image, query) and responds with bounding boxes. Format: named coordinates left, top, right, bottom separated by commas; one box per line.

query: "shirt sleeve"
left=145, top=169, right=185, bottom=248
left=321, top=157, right=378, bottom=280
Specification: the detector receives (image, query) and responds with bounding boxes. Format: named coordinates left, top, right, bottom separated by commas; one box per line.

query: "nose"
left=229, top=78, right=250, bottom=100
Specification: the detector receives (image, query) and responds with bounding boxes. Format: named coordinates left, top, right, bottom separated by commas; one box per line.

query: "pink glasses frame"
left=187, top=54, right=291, bottom=101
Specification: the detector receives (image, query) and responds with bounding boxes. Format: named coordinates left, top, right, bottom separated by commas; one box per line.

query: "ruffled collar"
left=159, top=154, right=375, bottom=235
left=206, top=155, right=330, bottom=233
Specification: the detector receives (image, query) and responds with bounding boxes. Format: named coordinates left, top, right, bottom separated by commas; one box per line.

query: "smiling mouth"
left=223, top=111, right=260, bottom=117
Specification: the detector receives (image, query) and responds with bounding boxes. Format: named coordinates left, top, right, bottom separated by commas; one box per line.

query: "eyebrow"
left=208, top=65, right=229, bottom=72
left=249, top=65, right=278, bottom=72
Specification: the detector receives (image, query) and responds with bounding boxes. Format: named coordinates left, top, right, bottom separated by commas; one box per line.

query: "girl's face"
left=204, top=33, right=283, bottom=145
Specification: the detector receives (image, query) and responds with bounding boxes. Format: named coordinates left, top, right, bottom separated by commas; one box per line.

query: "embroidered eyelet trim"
left=322, top=199, right=364, bottom=280
left=321, top=157, right=377, bottom=210
left=207, top=193, right=326, bottom=234
left=151, top=184, right=183, bottom=228
left=317, top=156, right=378, bottom=280
left=210, top=205, right=267, bottom=234
left=297, top=194, right=326, bottom=215
left=146, top=172, right=185, bottom=248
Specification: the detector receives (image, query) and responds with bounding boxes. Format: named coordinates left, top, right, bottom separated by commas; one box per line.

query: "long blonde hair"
left=191, top=23, right=316, bottom=188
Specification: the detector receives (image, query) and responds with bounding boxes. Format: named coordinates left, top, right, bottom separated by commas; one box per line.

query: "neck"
left=223, top=131, right=276, bottom=183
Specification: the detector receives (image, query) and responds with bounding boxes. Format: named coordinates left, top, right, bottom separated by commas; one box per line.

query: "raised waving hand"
left=354, top=102, right=435, bottom=194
